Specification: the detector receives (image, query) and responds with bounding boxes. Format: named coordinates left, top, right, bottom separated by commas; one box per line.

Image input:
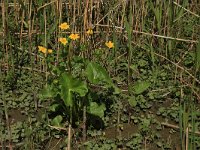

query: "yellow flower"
left=105, top=41, right=114, bottom=49
left=38, top=46, right=47, bottom=53
left=69, top=33, right=80, bottom=40
left=48, top=49, right=53, bottom=53
left=38, top=46, right=53, bottom=54
left=86, top=29, right=93, bottom=35
left=59, top=22, right=70, bottom=30
left=59, top=37, right=68, bottom=45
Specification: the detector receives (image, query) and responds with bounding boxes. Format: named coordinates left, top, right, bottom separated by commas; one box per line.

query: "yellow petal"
left=38, top=46, right=47, bottom=54
left=105, top=41, right=114, bottom=49
left=48, top=49, right=53, bottom=53
left=38, top=46, right=47, bottom=52
left=86, top=29, right=93, bottom=35
left=69, top=33, right=80, bottom=40
left=59, top=22, right=70, bottom=30
left=59, top=37, right=68, bottom=45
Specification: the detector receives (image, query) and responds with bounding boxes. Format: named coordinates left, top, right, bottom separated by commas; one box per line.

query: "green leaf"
left=130, top=64, right=137, bottom=71
left=128, top=97, right=137, bottom=107
left=138, top=59, right=148, bottom=67
left=133, top=81, right=151, bottom=94
left=86, top=62, right=112, bottom=84
left=60, top=73, right=88, bottom=107
left=113, top=86, right=121, bottom=94
left=86, top=62, right=120, bottom=94
left=49, top=104, right=59, bottom=112
left=19, top=92, right=28, bottom=101
left=125, top=17, right=132, bottom=43
left=87, top=102, right=106, bottom=118
left=40, top=84, right=56, bottom=100
left=51, top=115, right=63, bottom=126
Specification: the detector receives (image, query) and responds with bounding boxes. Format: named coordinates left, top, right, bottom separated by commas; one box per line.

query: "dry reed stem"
left=161, top=122, right=200, bottom=136
left=173, top=1, right=200, bottom=18
left=95, top=24, right=198, bottom=43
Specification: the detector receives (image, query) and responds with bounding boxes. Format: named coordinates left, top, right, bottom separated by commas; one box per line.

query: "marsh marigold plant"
left=59, top=22, right=70, bottom=30
left=48, top=49, right=53, bottom=54
left=38, top=46, right=47, bottom=53
left=59, top=37, right=68, bottom=45
left=38, top=46, right=53, bottom=54
left=69, top=33, right=80, bottom=40
left=105, top=41, right=114, bottom=49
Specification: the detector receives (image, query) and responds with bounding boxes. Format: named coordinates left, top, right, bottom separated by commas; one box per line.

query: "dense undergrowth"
left=0, top=0, right=200, bottom=150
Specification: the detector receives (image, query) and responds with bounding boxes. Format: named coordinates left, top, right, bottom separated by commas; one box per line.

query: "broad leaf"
left=128, top=97, right=137, bottom=107
left=86, top=62, right=112, bottom=84
left=51, top=115, right=63, bottom=126
left=87, top=102, right=106, bottom=118
left=49, top=104, right=59, bottom=112
left=40, top=84, right=56, bottom=100
left=133, top=81, right=150, bottom=95
left=60, top=73, right=88, bottom=107
left=86, top=62, right=120, bottom=94
left=19, top=92, right=28, bottom=101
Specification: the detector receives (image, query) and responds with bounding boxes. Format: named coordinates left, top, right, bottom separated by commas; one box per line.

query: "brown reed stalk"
left=1, top=0, right=13, bottom=148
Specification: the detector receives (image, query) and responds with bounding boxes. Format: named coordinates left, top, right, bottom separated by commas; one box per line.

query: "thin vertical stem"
left=186, top=127, right=188, bottom=150
left=43, top=7, right=48, bottom=83
left=19, top=2, right=24, bottom=48
left=67, top=124, right=72, bottom=150
left=82, top=104, right=87, bottom=141
left=68, top=107, right=73, bottom=150
left=2, top=0, right=9, bottom=73
left=83, top=0, right=89, bottom=42
left=117, top=103, right=121, bottom=138
left=1, top=1, right=13, bottom=148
